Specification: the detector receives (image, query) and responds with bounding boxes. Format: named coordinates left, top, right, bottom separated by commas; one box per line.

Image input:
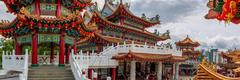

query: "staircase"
left=28, top=65, right=75, bottom=80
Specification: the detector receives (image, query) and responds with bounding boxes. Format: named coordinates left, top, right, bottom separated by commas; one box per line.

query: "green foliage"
left=2, top=39, right=14, bottom=52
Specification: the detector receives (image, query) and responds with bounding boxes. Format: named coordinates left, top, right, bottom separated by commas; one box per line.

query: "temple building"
left=0, top=0, right=187, bottom=80
left=175, top=36, right=201, bottom=79
left=195, top=50, right=240, bottom=79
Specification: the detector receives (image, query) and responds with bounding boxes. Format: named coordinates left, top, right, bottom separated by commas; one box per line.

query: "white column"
left=157, top=62, right=163, bottom=80
left=175, top=63, right=179, bottom=80
left=172, top=63, right=176, bottom=80
left=130, top=61, right=136, bottom=80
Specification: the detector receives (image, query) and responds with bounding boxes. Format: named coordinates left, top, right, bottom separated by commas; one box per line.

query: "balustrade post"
left=87, top=51, right=89, bottom=56
left=80, top=50, right=83, bottom=55
left=12, top=49, right=15, bottom=55
left=25, top=49, right=28, bottom=55
left=92, top=50, right=95, bottom=55
left=131, top=41, right=135, bottom=50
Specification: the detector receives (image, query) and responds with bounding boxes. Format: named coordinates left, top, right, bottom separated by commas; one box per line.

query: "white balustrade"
left=100, top=41, right=182, bottom=56
left=74, top=41, right=181, bottom=69
left=70, top=50, right=88, bottom=80
left=2, top=49, right=29, bottom=80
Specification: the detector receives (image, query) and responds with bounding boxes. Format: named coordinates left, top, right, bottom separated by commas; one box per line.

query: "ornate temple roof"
left=222, top=50, right=240, bottom=63
left=1, top=0, right=92, bottom=13
left=112, top=51, right=186, bottom=62
left=89, top=12, right=169, bottom=41
left=195, top=59, right=240, bottom=80
left=0, top=7, right=95, bottom=38
left=105, top=1, right=160, bottom=28
left=182, top=49, right=201, bottom=57
left=175, top=35, right=200, bottom=47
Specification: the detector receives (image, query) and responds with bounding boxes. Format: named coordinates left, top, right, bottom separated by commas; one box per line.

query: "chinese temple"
left=0, top=0, right=187, bottom=80
left=195, top=50, right=240, bottom=79
left=175, top=35, right=201, bottom=78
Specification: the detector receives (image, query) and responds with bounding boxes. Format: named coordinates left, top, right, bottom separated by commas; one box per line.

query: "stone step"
left=28, top=65, right=74, bottom=80
left=28, top=77, right=75, bottom=80
left=28, top=71, right=73, bottom=75
left=28, top=75, right=74, bottom=78
left=29, top=69, right=71, bottom=72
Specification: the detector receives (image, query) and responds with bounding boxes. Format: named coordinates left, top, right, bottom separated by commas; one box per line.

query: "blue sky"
left=1, top=0, right=240, bottom=49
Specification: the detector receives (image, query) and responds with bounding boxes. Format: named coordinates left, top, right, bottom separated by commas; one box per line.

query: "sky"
left=1, top=0, right=240, bottom=49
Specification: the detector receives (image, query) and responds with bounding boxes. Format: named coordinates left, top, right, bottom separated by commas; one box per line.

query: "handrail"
left=2, top=49, right=29, bottom=80
left=70, top=50, right=88, bottom=80
left=19, top=49, right=29, bottom=80
left=98, top=41, right=182, bottom=56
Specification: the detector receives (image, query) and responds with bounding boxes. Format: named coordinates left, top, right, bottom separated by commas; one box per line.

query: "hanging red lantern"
left=64, top=23, right=69, bottom=29
left=44, top=24, right=48, bottom=29
left=16, top=24, right=20, bottom=28
left=57, top=24, right=62, bottom=29
left=50, top=24, right=55, bottom=29
left=38, top=23, right=42, bottom=28
left=71, top=22, right=76, bottom=28
left=29, top=21, right=34, bottom=29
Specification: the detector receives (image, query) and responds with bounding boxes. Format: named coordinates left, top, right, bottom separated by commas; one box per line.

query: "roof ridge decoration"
left=90, top=12, right=169, bottom=41
left=2, top=0, right=92, bottom=14
left=105, top=2, right=160, bottom=28
left=175, top=35, right=200, bottom=47
left=195, top=58, right=240, bottom=80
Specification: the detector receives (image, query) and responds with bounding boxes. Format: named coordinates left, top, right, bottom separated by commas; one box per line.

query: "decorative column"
left=50, top=43, right=55, bottom=63
left=111, top=68, right=116, bottom=80
left=124, top=61, right=127, bottom=74
left=15, top=39, right=20, bottom=55
left=65, top=46, right=70, bottom=64
left=35, top=0, right=40, bottom=16
left=157, top=62, right=163, bottom=80
left=172, top=63, right=176, bottom=80
left=56, top=0, right=61, bottom=17
left=175, top=63, right=179, bottom=80
left=130, top=61, right=136, bottom=80
left=32, top=30, right=38, bottom=67
left=73, top=41, right=77, bottom=54
left=88, top=68, right=92, bottom=79
left=59, top=30, right=65, bottom=67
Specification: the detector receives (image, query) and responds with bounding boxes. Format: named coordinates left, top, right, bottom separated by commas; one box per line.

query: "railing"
left=75, top=41, right=181, bottom=69
left=70, top=50, right=88, bottom=80
left=100, top=41, right=182, bottom=56
left=2, top=49, right=29, bottom=80
left=74, top=53, right=118, bottom=68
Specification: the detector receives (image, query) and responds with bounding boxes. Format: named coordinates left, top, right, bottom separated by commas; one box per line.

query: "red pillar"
left=32, top=30, right=38, bottom=67
left=56, top=0, right=61, bottom=17
left=65, top=46, right=70, bottom=64
left=88, top=68, right=92, bottom=79
left=73, top=39, right=77, bottom=54
left=73, top=44, right=77, bottom=54
left=50, top=43, right=55, bottom=63
left=111, top=68, right=116, bottom=80
left=35, top=0, right=40, bottom=16
left=15, top=40, right=20, bottom=55
left=59, top=30, right=65, bottom=67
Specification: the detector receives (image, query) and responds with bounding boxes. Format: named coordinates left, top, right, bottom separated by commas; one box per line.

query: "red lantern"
left=38, top=23, right=42, bottom=28
left=44, top=24, right=48, bottom=29
left=57, top=24, right=62, bottom=29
